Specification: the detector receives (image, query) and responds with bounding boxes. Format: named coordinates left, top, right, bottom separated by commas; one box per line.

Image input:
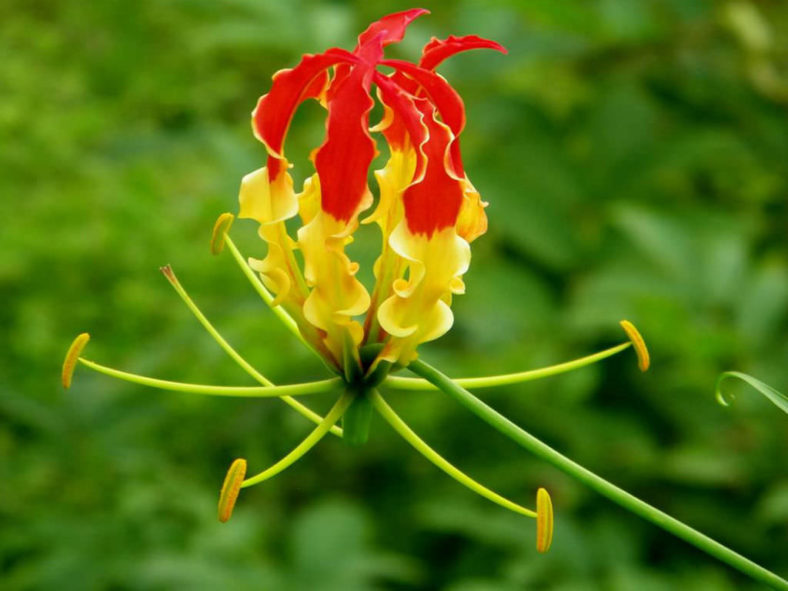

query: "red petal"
left=382, top=59, right=467, bottom=177
left=402, top=107, right=464, bottom=236
left=374, top=73, right=428, bottom=182
left=381, top=60, right=465, bottom=137
left=313, top=64, right=378, bottom=222
left=419, top=34, right=506, bottom=71
left=253, top=49, right=356, bottom=175
left=356, top=8, right=429, bottom=50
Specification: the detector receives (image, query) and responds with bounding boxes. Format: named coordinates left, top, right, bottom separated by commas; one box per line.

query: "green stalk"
left=409, top=359, right=788, bottom=590
left=78, top=357, right=341, bottom=398
left=385, top=343, right=631, bottom=390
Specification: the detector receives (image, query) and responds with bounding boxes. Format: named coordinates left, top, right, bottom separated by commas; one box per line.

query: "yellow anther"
left=211, top=212, right=235, bottom=255
left=619, top=320, right=650, bottom=372
left=218, top=458, right=247, bottom=523
left=62, top=333, right=90, bottom=389
left=536, top=487, right=554, bottom=553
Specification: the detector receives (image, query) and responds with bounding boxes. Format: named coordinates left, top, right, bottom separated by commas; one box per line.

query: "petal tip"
left=218, top=458, right=247, bottom=523
left=619, top=320, right=650, bottom=372
left=62, top=333, right=90, bottom=389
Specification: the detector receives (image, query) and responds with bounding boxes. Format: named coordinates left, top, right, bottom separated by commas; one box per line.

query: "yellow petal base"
left=377, top=223, right=470, bottom=365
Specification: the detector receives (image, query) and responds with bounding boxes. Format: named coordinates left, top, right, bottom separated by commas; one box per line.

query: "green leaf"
left=715, top=371, right=788, bottom=415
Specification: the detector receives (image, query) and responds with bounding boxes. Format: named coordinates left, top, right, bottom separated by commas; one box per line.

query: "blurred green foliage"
left=2, top=0, right=787, bottom=589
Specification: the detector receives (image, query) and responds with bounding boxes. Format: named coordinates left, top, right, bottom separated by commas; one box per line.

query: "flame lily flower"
left=239, top=8, right=502, bottom=374
left=62, top=11, right=788, bottom=587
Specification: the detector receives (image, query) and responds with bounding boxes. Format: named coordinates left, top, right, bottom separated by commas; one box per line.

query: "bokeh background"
left=2, top=0, right=787, bottom=589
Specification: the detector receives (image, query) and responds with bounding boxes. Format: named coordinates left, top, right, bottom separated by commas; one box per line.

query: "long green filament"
left=385, top=342, right=631, bottom=391
left=242, top=391, right=354, bottom=487
left=77, top=357, right=341, bottom=397
left=409, top=359, right=788, bottom=591
left=370, top=391, right=536, bottom=518
left=161, top=265, right=342, bottom=437
left=223, top=234, right=307, bottom=347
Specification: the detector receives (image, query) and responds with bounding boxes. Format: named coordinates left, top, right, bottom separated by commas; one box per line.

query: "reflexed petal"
left=382, top=59, right=465, bottom=137
left=252, top=49, right=356, bottom=179
left=419, top=34, right=507, bottom=71
left=356, top=8, right=429, bottom=49
left=374, top=73, right=429, bottom=182
left=381, top=60, right=466, bottom=176
left=313, top=60, right=378, bottom=222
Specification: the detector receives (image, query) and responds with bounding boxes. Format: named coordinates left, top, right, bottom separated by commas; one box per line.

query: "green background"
left=2, top=0, right=787, bottom=589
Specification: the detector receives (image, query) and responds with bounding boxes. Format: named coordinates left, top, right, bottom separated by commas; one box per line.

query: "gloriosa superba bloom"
left=63, top=12, right=788, bottom=584
left=238, top=7, right=499, bottom=372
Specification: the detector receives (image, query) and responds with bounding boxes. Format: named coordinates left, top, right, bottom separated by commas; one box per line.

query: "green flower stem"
left=160, top=265, right=342, bottom=437
left=223, top=234, right=307, bottom=348
left=386, top=343, right=631, bottom=391
left=409, top=359, right=788, bottom=590
left=242, top=391, right=354, bottom=487
left=77, top=357, right=341, bottom=398
left=370, top=390, right=536, bottom=518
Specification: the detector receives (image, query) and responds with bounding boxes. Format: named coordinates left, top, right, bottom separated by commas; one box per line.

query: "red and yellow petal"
left=252, top=49, right=356, bottom=179
left=373, top=73, right=429, bottom=183
left=382, top=59, right=466, bottom=138
left=401, top=107, right=465, bottom=236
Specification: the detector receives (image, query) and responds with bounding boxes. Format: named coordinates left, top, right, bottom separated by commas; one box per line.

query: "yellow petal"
left=377, top=223, right=470, bottom=364
left=298, top=210, right=370, bottom=362
left=455, top=177, right=488, bottom=243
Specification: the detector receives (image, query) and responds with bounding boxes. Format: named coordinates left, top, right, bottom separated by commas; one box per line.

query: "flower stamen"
left=242, top=391, right=354, bottom=488
left=370, top=390, right=537, bottom=518
left=536, top=487, right=554, bottom=553
left=75, top=353, right=341, bottom=397
left=62, top=332, right=90, bottom=389
left=619, top=320, right=650, bottom=372
left=218, top=458, right=247, bottom=523
left=160, top=264, right=342, bottom=436
left=384, top=341, right=632, bottom=391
